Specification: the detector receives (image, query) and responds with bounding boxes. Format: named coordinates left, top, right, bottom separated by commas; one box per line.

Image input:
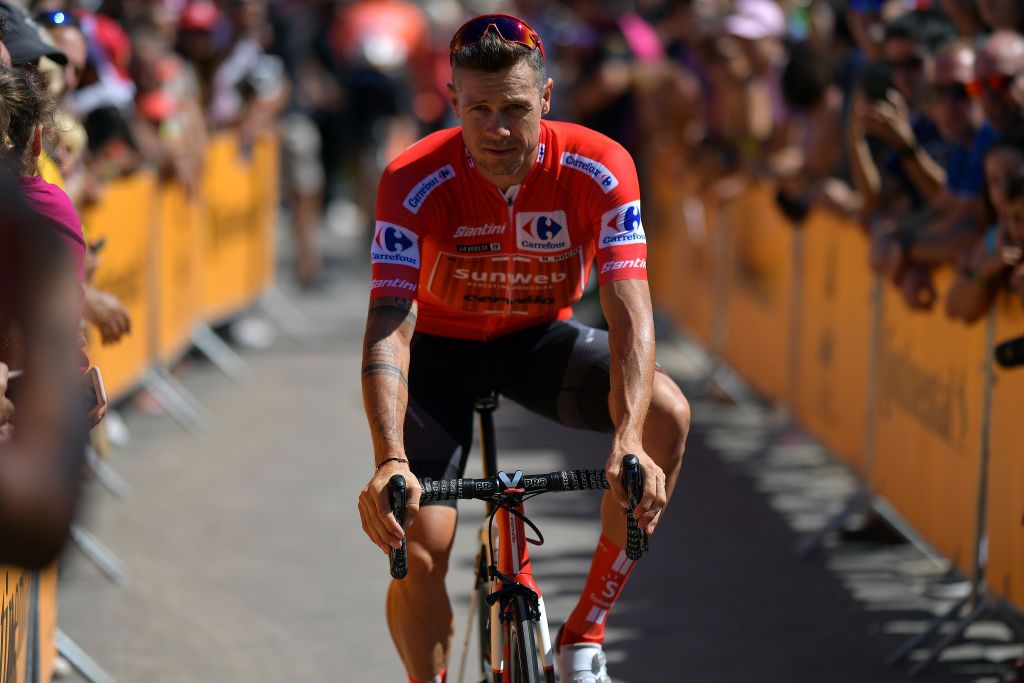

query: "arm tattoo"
left=361, top=362, right=408, bottom=387
left=369, top=297, right=417, bottom=324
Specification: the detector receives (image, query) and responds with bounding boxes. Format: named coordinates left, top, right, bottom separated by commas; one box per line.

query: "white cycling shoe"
left=555, top=638, right=612, bottom=683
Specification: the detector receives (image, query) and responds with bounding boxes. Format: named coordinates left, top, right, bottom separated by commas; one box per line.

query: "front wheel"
left=508, top=595, right=543, bottom=683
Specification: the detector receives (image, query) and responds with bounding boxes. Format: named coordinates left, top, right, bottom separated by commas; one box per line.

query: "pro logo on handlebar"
left=498, top=470, right=524, bottom=489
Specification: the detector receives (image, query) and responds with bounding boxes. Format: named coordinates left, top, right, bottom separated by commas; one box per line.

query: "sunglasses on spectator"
left=34, top=10, right=80, bottom=29
left=885, top=56, right=924, bottom=72
left=966, top=73, right=1019, bottom=98
left=931, top=82, right=971, bottom=102
left=449, top=14, right=545, bottom=65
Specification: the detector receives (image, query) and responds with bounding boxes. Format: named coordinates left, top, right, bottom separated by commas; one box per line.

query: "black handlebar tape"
left=387, top=475, right=408, bottom=580
left=621, top=454, right=647, bottom=561
left=554, top=469, right=610, bottom=492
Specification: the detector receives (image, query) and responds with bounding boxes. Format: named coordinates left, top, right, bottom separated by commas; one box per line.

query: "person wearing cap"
left=357, top=13, right=690, bottom=683
left=0, top=1, right=67, bottom=67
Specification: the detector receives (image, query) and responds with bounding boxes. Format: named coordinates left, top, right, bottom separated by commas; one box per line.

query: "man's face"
left=985, top=147, right=1024, bottom=219
left=931, top=47, right=981, bottom=144
left=884, top=36, right=928, bottom=104
left=50, top=27, right=86, bottom=93
left=975, top=35, right=1024, bottom=133
left=449, top=59, right=552, bottom=186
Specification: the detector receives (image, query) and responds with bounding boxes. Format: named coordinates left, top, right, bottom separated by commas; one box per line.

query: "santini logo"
left=599, top=201, right=645, bottom=249
left=371, top=222, right=420, bottom=267
left=371, top=278, right=417, bottom=292
left=403, top=165, right=455, bottom=214
left=453, top=223, right=504, bottom=238
left=560, top=152, right=619, bottom=193
left=601, top=258, right=647, bottom=274
left=516, top=211, right=570, bottom=252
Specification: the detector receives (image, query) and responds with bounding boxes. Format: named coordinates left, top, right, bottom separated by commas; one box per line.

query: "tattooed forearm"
left=362, top=300, right=416, bottom=461
left=361, top=362, right=408, bottom=386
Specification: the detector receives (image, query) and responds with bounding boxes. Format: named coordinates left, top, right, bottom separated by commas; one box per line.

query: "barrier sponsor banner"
left=645, top=156, right=718, bottom=346
left=249, top=135, right=279, bottom=295
left=794, top=211, right=873, bottom=472
left=870, top=268, right=987, bottom=574
left=721, top=183, right=797, bottom=403
left=38, top=565, right=57, bottom=683
left=0, top=568, right=30, bottom=683
left=202, top=133, right=259, bottom=321
left=984, top=293, right=1024, bottom=610
left=84, top=172, right=158, bottom=400
left=155, top=182, right=203, bottom=363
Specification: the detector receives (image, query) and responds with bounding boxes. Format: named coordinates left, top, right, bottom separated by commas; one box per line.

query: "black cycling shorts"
left=404, top=319, right=617, bottom=507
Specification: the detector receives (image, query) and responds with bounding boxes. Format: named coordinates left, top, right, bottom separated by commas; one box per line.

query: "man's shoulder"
left=544, top=120, right=636, bottom=196
left=379, top=128, right=463, bottom=215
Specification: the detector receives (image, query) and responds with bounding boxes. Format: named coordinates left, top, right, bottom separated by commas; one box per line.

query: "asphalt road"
left=56, top=243, right=1019, bottom=682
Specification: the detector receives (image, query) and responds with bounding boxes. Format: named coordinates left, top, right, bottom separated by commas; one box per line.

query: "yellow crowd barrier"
left=651, top=168, right=1024, bottom=616
left=870, top=269, right=989, bottom=575
left=0, top=567, right=31, bottom=682
left=985, top=294, right=1024, bottom=608
left=721, top=183, right=797, bottom=404
left=793, top=211, right=874, bottom=473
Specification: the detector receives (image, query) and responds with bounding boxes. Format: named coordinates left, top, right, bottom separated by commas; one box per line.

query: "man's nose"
left=486, top=112, right=512, bottom=137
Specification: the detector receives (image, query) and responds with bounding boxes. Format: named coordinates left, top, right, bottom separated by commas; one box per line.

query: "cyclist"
left=357, top=14, right=690, bottom=683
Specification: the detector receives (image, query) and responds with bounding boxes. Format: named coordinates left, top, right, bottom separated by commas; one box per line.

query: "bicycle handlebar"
left=387, top=457, right=648, bottom=579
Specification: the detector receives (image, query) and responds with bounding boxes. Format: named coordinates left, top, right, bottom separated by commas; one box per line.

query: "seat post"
left=474, top=391, right=499, bottom=515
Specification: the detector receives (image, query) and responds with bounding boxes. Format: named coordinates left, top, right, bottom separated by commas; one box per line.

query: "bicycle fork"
left=486, top=490, right=555, bottom=683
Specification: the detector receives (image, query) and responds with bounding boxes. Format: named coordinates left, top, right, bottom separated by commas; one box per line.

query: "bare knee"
left=645, top=374, right=691, bottom=472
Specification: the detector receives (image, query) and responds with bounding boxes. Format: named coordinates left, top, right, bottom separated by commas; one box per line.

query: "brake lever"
left=388, top=475, right=408, bottom=580
left=621, top=454, right=649, bottom=561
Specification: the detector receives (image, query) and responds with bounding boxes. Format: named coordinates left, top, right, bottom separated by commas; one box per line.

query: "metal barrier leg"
left=258, top=286, right=317, bottom=343
left=794, top=491, right=867, bottom=558
left=57, top=629, right=115, bottom=683
left=85, top=446, right=130, bottom=500
left=68, top=525, right=127, bottom=586
left=190, top=323, right=248, bottom=382
left=140, top=370, right=210, bottom=436
left=907, top=597, right=990, bottom=677
left=152, top=367, right=213, bottom=427
left=885, top=592, right=969, bottom=666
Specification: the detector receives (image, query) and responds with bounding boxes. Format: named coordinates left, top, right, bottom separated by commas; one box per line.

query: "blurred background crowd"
left=2, top=0, right=1024, bottom=675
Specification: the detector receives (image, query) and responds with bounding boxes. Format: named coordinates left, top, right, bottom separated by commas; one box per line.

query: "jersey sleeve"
left=591, top=143, right=647, bottom=285
left=370, top=165, right=424, bottom=302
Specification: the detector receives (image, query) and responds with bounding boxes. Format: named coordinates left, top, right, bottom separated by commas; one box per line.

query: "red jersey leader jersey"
left=370, top=120, right=647, bottom=341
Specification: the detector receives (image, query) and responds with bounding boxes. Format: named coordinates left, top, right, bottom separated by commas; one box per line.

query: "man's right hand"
left=358, top=460, right=421, bottom=554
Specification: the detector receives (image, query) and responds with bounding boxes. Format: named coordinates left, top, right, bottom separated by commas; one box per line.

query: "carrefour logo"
left=599, top=201, right=646, bottom=249
left=516, top=211, right=570, bottom=252
left=403, top=165, right=455, bottom=214
left=560, top=152, right=619, bottom=194
left=371, top=222, right=420, bottom=267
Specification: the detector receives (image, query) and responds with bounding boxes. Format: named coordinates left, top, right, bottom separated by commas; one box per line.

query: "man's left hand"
left=605, top=447, right=666, bottom=535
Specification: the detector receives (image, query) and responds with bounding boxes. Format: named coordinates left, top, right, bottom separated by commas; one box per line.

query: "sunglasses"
left=35, top=9, right=80, bottom=29
left=450, top=14, right=545, bottom=65
left=932, top=82, right=971, bottom=102
left=884, top=56, right=924, bottom=72
left=966, top=73, right=1017, bottom=98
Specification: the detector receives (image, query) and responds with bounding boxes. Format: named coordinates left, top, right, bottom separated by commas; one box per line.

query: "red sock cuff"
left=561, top=534, right=637, bottom=646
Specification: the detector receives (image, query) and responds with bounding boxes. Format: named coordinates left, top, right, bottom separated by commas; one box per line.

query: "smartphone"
left=862, top=63, right=892, bottom=101
left=81, top=366, right=107, bottom=426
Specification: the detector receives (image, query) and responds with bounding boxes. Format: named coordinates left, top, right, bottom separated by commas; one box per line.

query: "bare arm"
left=358, top=297, right=421, bottom=553
left=600, top=279, right=665, bottom=532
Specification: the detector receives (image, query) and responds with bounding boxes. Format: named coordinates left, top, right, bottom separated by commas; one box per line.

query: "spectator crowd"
left=2, top=0, right=1024, bottom=673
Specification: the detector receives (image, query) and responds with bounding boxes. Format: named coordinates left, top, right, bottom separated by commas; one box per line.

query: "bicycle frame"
left=475, top=395, right=555, bottom=683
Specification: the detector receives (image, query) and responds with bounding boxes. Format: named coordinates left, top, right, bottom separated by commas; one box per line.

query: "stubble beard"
left=477, top=150, right=526, bottom=179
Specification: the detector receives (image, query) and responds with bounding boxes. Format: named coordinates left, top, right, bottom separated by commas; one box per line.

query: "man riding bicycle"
left=357, top=14, right=691, bottom=683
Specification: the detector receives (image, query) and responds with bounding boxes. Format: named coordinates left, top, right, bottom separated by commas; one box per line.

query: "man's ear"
left=447, top=81, right=460, bottom=119
left=31, top=124, right=42, bottom=158
left=541, top=77, right=553, bottom=115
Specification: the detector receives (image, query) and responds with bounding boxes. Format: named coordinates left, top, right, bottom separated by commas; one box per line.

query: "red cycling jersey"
left=371, top=119, right=647, bottom=341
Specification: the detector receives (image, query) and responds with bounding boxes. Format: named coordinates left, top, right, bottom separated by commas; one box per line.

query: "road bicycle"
left=387, top=393, right=648, bottom=683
